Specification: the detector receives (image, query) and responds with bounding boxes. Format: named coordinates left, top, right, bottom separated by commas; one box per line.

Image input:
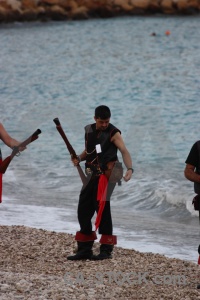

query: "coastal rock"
left=113, top=0, right=133, bottom=12
left=130, top=0, right=151, bottom=14
left=177, top=0, right=200, bottom=12
left=0, top=0, right=19, bottom=22
left=161, top=0, right=176, bottom=14
left=0, top=0, right=200, bottom=23
left=176, top=0, right=191, bottom=11
left=48, top=5, right=68, bottom=20
left=148, top=0, right=161, bottom=12
left=131, top=0, right=150, bottom=10
left=7, top=0, right=22, bottom=11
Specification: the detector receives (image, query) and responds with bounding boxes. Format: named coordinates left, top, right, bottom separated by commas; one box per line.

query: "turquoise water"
left=0, top=16, right=200, bottom=262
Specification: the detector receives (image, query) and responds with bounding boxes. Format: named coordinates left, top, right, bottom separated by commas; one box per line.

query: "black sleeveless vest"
left=85, top=123, right=120, bottom=171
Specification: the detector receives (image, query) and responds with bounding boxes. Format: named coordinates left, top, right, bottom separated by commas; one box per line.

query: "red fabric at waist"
left=95, top=174, right=108, bottom=231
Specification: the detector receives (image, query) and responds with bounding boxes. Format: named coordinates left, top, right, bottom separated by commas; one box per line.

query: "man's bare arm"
left=79, top=150, right=87, bottom=162
left=72, top=150, right=87, bottom=166
left=111, top=132, right=133, bottom=181
left=0, top=123, right=20, bottom=148
left=184, top=164, right=200, bottom=183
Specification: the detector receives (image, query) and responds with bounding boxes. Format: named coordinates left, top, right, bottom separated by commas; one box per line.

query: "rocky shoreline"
left=0, top=225, right=200, bottom=299
left=0, top=0, right=200, bottom=24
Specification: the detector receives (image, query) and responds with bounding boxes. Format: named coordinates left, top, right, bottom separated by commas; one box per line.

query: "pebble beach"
left=0, top=225, right=200, bottom=300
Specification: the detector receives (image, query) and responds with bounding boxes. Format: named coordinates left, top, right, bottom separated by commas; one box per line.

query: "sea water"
left=0, top=16, right=200, bottom=262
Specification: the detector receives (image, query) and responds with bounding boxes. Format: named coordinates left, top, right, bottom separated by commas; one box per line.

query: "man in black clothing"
left=67, top=105, right=133, bottom=261
left=185, top=141, right=200, bottom=194
left=185, top=140, right=200, bottom=288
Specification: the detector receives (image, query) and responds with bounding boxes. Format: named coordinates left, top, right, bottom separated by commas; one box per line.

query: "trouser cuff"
left=75, top=231, right=97, bottom=242
left=100, top=234, right=117, bottom=245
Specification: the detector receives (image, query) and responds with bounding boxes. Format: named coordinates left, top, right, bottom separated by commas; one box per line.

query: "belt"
left=85, top=163, right=104, bottom=176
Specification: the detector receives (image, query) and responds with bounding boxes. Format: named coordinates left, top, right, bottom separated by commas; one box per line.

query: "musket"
left=0, top=129, right=42, bottom=174
left=53, top=118, right=87, bottom=185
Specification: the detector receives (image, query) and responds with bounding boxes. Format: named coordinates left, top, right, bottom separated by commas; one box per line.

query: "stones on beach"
left=0, top=225, right=200, bottom=299
left=15, top=279, right=32, bottom=292
left=0, top=283, right=10, bottom=292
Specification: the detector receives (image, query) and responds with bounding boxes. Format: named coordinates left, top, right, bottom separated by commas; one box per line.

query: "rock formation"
left=0, top=0, right=200, bottom=23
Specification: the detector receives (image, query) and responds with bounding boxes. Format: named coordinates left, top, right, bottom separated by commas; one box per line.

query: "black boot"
left=92, top=244, right=113, bottom=260
left=67, top=241, right=94, bottom=260
left=92, top=234, right=116, bottom=260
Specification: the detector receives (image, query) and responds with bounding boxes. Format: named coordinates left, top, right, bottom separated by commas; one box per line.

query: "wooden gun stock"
left=53, top=118, right=87, bottom=185
left=0, top=129, right=42, bottom=174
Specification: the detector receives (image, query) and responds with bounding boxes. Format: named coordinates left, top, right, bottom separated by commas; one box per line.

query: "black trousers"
left=77, top=176, right=115, bottom=235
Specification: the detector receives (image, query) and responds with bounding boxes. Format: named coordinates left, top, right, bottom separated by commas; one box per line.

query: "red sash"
left=95, top=174, right=108, bottom=231
left=0, top=158, right=2, bottom=203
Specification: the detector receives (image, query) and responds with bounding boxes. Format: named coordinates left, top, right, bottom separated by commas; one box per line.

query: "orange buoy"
left=165, top=30, right=171, bottom=36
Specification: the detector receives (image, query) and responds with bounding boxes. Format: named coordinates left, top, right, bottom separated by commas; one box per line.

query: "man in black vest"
left=67, top=105, right=133, bottom=260
left=185, top=141, right=200, bottom=193
left=184, top=140, right=200, bottom=288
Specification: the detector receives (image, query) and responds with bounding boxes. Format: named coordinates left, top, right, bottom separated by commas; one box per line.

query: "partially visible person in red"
left=0, top=122, right=25, bottom=202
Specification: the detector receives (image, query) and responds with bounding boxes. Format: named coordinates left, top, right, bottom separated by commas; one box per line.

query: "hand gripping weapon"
left=0, top=129, right=42, bottom=174
left=53, top=118, right=87, bottom=186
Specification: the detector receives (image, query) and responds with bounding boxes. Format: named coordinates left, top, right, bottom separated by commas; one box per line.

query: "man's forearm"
left=79, top=150, right=87, bottom=162
left=122, top=151, right=133, bottom=170
left=184, top=169, right=200, bottom=183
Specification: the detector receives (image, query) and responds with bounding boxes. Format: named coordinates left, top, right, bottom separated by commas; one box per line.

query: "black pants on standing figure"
left=67, top=175, right=117, bottom=260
